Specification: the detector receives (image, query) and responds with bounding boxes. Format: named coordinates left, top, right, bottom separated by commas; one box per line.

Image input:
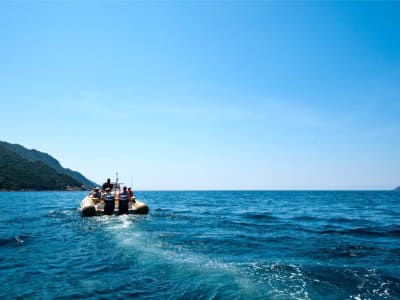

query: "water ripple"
left=0, top=191, right=399, bottom=299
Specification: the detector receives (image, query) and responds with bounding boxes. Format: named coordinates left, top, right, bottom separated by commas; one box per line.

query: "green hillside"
left=0, top=141, right=96, bottom=188
left=0, top=145, right=84, bottom=191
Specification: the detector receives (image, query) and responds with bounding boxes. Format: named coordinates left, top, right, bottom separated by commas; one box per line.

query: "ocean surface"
left=0, top=191, right=399, bottom=299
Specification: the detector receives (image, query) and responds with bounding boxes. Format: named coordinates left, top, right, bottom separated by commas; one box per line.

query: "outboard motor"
left=104, top=194, right=115, bottom=215
left=119, top=194, right=129, bottom=215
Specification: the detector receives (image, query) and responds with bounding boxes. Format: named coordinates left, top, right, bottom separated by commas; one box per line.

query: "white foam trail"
left=111, top=229, right=264, bottom=298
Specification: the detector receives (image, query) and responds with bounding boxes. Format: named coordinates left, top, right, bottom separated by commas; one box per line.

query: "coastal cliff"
left=0, top=141, right=95, bottom=191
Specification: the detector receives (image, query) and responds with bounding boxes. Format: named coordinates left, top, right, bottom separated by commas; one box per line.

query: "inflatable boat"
left=80, top=175, right=149, bottom=217
left=80, top=195, right=149, bottom=217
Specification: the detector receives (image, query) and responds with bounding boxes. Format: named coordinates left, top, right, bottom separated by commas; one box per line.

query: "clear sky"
left=1, top=1, right=399, bottom=190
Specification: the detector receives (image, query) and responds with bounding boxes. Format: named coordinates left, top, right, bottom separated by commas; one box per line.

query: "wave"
left=328, top=217, right=370, bottom=224
left=319, top=244, right=381, bottom=258
left=292, top=215, right=323, bottom=222
left=0, top=235, right=27, bottom=247
left=151, top=208, right=201, bottom=222
left=306, top=265, right=400, bottom=299
left=318, top=226, right=400, bottom=237
left=239, top=212, right=280, bottom=221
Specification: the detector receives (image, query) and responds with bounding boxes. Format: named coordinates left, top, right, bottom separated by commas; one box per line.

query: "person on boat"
left=102, top=178, right=113, bottom=192
left=101, top=187, right=111, bottom=199
left=120, top=186, right=129, bottom=197
left=128, top=187, right=136, bottom=202
left=90, top=187, right=101, bottom=199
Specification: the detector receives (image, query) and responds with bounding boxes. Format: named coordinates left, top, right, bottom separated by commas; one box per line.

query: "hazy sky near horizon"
left=1, top=2, right=399, bottom=190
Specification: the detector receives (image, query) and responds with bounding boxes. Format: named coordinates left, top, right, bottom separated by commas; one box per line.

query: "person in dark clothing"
left=120, top=186, right=129, bottom=196
left=102, top=178, right=113, bottom=191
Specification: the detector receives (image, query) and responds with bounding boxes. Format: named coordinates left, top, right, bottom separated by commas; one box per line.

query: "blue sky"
left=1, top=2, right=399, bottom=190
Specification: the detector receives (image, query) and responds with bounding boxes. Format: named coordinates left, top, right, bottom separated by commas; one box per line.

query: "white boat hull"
left=80, top=196, right=149, bottom=217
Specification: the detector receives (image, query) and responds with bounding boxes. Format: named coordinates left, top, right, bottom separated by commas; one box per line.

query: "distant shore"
left=0, top=188, right=89, bottom=192
left=2, top=188, right=398, bottom=192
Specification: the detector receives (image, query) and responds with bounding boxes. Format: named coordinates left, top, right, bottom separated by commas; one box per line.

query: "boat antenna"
left=114, top=172, right=119, bottom=197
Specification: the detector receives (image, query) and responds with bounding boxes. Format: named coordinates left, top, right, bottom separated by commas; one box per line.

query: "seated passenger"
left=101, top=187, right=111, bottom=199
left=128, top=187, right=134, bottom=198
left=128, top=187, right=136, bottom=202
left=90, top=187, right=101, bottom=199
left=120, top=186, right=129, bottom=196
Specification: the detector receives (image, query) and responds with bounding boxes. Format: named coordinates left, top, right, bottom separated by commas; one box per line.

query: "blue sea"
left=0, top=191, right=399, bottom=299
